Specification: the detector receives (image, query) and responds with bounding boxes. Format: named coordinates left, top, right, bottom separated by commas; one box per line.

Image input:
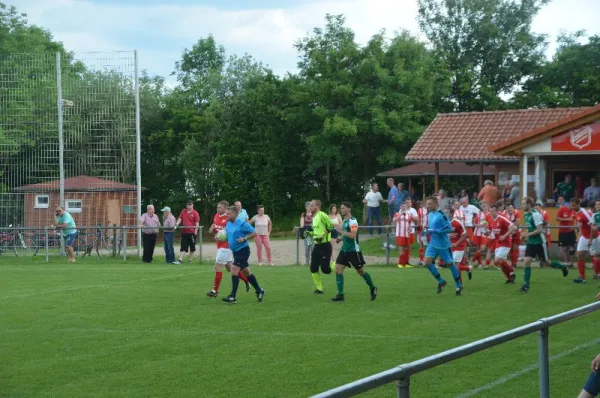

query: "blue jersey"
left=226, top=218, right=254, bottom=253
left=427, top=210, right=452, bottom=249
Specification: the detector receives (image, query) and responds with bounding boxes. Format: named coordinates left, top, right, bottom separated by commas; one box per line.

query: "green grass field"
left=2, top=257, right=599, bottom=397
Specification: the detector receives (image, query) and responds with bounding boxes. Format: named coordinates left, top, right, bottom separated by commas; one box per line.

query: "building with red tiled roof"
left=404, top=107, right=594, bottom=194
left=14, top=176, right=139, bottom=244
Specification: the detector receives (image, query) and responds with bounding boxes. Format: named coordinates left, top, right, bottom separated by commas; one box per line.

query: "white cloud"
left=12, top=0, right=600, bottom=83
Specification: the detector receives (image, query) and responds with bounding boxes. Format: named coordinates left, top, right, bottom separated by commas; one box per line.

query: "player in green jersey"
left=331, top=202, right=377, bottom=301
left=518, top=197, right=568, bottom=292
left=307, top=200, right=335, bottom=294
left=588, top=200, right=600, bottom=279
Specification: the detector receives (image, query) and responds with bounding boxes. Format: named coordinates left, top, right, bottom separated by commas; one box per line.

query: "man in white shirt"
left=363, top=183, right=384, bottom=235
left=459, top=197, right=480, bottom=246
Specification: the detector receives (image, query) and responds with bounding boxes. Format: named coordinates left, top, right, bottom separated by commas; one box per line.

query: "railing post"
left=538, top=326, right=550, bottom=398
left=385, top=226, right=390, bottom=265
left=44, top=227, right=49, bottom=263
left=198, top=226, right=203, bottom=263
left=296, top=227, right=300, bottom=265
left=397, top=376, right=410, bottom=398
left=122, top=226, right=127, bottom=261
left=112, top=224, right=117, bottom=257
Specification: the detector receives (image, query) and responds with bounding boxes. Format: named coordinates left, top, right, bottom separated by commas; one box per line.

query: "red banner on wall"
left=551, top=121, right=600, bottom=152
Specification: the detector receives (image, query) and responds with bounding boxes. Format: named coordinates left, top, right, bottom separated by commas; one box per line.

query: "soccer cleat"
left=573, top=277, right=586, bottom=284
left=455, top=287, right=462, bottom=296
left=562, top=267, right=569, bottom=277
left=313, top=289, right=324, bottom=294
left=370, top=287, right=377, bottom=301
left=397, top=264, right=404, bottom=268
left=331, top=294, right=345, bottom=302
left=256, top=289, right=266, bottom=302
left=404, top=264, right=414, bottom=268
left=222, top=295, right=237, bottom=304
left=517, top=285, right=529, bottom=293
left=468, top=266, right=473, bottom=280
left=206, top=290, right=218, bottom=298
left=258, top=263, right=263, bottom=266
left=245, top=281, right=250, bottom=293
left=505, top=274, right=516, bottom=284
left=172, top=261, right=181, bottom=265
left=437, top=280, right=447, bottom=294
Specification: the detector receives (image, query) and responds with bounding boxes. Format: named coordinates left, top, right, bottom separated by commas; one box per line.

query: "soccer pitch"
left=1, top=258, right=598, bottom=397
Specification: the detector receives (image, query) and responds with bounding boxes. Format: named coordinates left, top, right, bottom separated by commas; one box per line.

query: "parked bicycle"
left=0, top=224, right=27, bottom=256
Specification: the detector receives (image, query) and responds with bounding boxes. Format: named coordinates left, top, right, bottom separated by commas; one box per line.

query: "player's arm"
left=392, top=212, right=400, bottom=223
left=522, top=216, right=543, bottom=238
left=502, top=223, right=518, bottom=240
left=456, top=229, right=468, bottom=246
left=341, top=220, right=358, bottom=240
left=237, top=223, right=256, bottom=242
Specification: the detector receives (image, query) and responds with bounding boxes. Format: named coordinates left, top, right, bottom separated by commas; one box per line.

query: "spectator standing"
left=502, top=182, right=511, bottom=203
left=235, top=201, right=249, bottom=222
left=161, top=206, right=178, bottom=264
left=176, top=200, right=200, bottom=263
left=249, top=205, right=272, bottom=266
left=386, top=178, right=400, bottom=222
left=140, top=205, right=159, bottom=263
left=51, top=206, right=77, bottom=263
left=576, top=175, right=585, bottom=199
left=397, top=183, right=409, bottom=205
left=555, top=174, right=575, bottom=201
left=329, top=204, right=343, bottom=268
left=300, top=201, right=314, bottom=266
left=478, top=180, right=501, bottom=205
left=438, top=189, right=452, bottom=210
left=363, top=183, right=384, bottom=235
left=584, top=178, right=600, bottom=206
left=508, top=181, right=520, bottom=208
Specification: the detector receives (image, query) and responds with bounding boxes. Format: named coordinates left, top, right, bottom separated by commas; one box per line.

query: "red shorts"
left=472, top=235, right=487, bottom=247
left=512, top=233, right=521, bottom=245
left=396, top=236, right=413, bottom=247
left=546, top=234, right=552, bottom=248
left=466, top=227, right=474, bottom=241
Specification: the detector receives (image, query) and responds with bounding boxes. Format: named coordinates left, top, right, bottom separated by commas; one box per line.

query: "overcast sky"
left=14, top=0, right=600, bottom=82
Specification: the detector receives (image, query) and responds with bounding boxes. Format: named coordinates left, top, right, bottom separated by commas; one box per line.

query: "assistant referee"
left=307, top=200, right=334, bottom=294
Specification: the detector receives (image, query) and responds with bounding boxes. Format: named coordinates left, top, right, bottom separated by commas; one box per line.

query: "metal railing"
left=312, top=301, right=600, bottom=397
left=0, top=225, right=205, bottom=263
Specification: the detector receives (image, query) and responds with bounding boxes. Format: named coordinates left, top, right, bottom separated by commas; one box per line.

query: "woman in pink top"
left=249, top=205, right=273, bottom=266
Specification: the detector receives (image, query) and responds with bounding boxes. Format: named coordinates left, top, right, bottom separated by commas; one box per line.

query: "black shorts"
left=558, top=231, right=576, bottom=247
left=310, top=242, right=332, bottom=273
left=180, top=233, right=196, bottom=252
left=336, top=251, right=366, bottom=270
left=233, top=246, right=250, bottom=269
left=525, top=243, right=548, bottom=262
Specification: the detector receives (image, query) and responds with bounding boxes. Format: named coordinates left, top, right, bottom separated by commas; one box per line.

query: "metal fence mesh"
left=0, top=51, right=139, bottom=255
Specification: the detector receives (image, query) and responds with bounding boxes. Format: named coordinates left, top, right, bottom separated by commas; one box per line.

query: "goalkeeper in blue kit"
left=422, top=196, right=463, bottom=295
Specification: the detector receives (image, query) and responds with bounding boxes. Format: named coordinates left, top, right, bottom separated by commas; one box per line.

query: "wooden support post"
left=479, top=162, right=484, bottom=188
left=408, top=177, right=413, bottom=197
left=434, top=162, right=440, bottom=194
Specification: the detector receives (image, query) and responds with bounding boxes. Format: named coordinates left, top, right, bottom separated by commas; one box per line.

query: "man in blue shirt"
left=235, top=201, right=249, bottom=222
left=397, top=183, right=409, bottom=205
left=423, top=197, right=463, bottom=295
left=222, top=206, right=266, bottom=304
left=386, top=178, right=400, bottom=222
left=51, top=206, right=78, bottom=263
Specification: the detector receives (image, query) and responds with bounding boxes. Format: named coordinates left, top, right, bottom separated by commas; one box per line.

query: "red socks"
left=578, top=261, right=586, bottom=279
left=485, top=259, right=491, bottom=266
left=238, top=271, right=249, bottom=283
left=594, top=259, right=600, bottom=275
left=213, top=271, right=223, bottom=292
left=419, top=247, right=425, bottom=262
left=499, top=261, right=515, bottom=280
left=472, top=251, right=482, bottom=265
left=458, top=264, right=470, bottom=272
left=510, top=248, right=519, bottom=267
left=398, top=248, right=410, bottom=265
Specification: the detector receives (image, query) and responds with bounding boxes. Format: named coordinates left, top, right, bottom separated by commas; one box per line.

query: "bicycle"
left=0, top=224, right=28, bottom=256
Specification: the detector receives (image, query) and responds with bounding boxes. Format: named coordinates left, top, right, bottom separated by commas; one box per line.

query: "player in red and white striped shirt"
left=535, top=203, right=552, bottom=250
left=452, top=201, right=465, bottom=224
left=506, top=204, right=521, bottom=268
left=445, top=207, right=473, bottom=282
left=571, top=198, right=597, bottom=283
left=472, top=203, right=491, bottom=267
left=488, top=204, right=518, bottom=283
left=417, top=205, right=428, bottom=265
left=394, top=202, right=418, bottom=268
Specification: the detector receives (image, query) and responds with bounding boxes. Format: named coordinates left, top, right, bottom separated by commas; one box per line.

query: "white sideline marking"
left=0, top=327, right=472, bottom=342
left=457, top=337, right=600, bottom=397
left=0, top=271, right=207, bottom=299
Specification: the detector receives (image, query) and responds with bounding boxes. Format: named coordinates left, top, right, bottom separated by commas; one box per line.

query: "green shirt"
left=341, top=217, right=360, bottom=252
left=556, top=181, right=575, bottom=200
left=591, top=213, right=600, bottom=228
left=524, top=209, right=545, bottom=245
left=311, top=211, right=333, bottom=244
left=56, top=212, right=77, bottom=237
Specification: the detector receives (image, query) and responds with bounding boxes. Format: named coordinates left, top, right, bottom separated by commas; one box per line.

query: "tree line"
left=1, top=1, right=599, bottom=223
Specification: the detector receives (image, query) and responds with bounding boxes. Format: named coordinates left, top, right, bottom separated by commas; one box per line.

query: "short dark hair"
left=490, top=204, right=499, bottom=210
left=312, top=200, right=321, bottom=208
left=218, top=200, right=229, bottom=207
left=522, top=197, right=535, bottom=207
left=257, top=205, right=264, bottom=210
left=571, top=198, right=581, bottom=205
left=341, top=201, right=352, bottom=209
left=426, top=196, right=438, bottom=204
left=329, top=204, right=337, bottom=213
left=186, top=200, right=193, bottom=205
left=228, top=206, right=239, bottom=214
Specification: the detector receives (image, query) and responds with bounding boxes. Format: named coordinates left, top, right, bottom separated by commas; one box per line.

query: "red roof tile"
left=377, top=162, right=496, bottom=177
left=405, top=107, right=592, bottom=162
left=489, top=104, right=600, bottom=153
left=14, top=175, right=138, bottom=192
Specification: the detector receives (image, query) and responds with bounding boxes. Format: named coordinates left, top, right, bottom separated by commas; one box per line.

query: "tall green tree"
left=418, top=0, right=549, bottom=111
left=512, top=33, right=600, bottom=108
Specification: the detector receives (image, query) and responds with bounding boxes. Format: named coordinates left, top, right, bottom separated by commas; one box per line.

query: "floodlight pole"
left=56, top=52, right=65, bottom=256
left=134, top=50, right=142, bottom=257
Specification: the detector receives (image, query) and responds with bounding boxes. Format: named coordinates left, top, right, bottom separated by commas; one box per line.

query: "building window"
left=65, top=199, right=82, bottom=214
left=35, top=195, right=50, bottom=209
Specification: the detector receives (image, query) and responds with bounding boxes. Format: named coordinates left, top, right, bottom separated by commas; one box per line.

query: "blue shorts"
left=64, top=232, right=77, bottom=247
left=584, top=371, right=600, bottom=396
left=425, top=245, right=453, bottom=264
left=233, top=246, right=251, bottom=269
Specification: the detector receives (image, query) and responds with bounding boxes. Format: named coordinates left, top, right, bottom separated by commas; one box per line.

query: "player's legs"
left=424, top=246, right=449, bottom=292
left=579, top=369, right=600, bottom=398
left=439, top=248, right=461, bottom=293
left=332, top=252, right=348, bottom=301
left=223, top=247, right=264, bottom=302
left=310, top=243, right=327, bottom=293
left=187, top=234, right=196, bottom=262
left=510, top=243, right=519, bottom=267
left=540, top=241, right=569, bottom=276
left=179, top=234, right=189, bottom=262
left=494, top=246, right=515, bottom=282
left=575, top=236, right=590, bottom=283
left=520, top=253, right=533, bottom=292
